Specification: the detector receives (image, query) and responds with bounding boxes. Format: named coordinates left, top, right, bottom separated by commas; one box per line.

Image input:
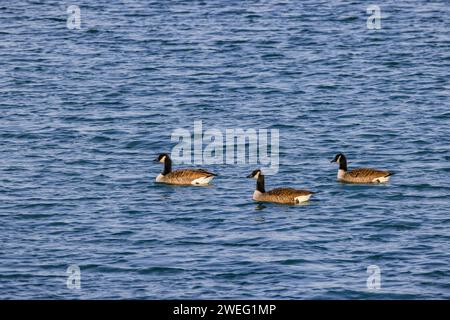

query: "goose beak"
left=330, top=159, right=336, bottom=163
left=246, top=174, right=253, bottom=178
left=154, top=158, right=160, bottom=163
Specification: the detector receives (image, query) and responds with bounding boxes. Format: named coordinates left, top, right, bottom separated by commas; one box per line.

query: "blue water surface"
left=0, top=0, right=449, bottom=299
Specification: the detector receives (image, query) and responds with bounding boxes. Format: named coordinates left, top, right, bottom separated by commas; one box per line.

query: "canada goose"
left=154, top=153, right=217, bottom=185
left=246, top=169, right=314, bottom=204
left=331, top=153, right=394, bottom=184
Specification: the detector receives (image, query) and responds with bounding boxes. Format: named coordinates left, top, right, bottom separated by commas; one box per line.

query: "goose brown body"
left=331, top=153, right=394, bottom=184
left=256, top=187, right=314, bottom=204
left=155, top=154, right=216, bottom=185
left=157, top=168, right=216, bottom=185
left=341, top=168, right=393, bottom=184
left=247, top=169, right=313, bottom=204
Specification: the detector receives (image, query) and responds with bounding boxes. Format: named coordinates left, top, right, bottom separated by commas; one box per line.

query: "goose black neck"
left=256, top=175, right=265, bottom=193
left=339, top=156, right=348, bottom=171
left=162, top=157, right=172, bottom=175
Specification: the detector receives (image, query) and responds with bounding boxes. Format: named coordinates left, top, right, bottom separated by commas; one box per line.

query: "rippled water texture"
left=0, top=0, right=449, bottom=299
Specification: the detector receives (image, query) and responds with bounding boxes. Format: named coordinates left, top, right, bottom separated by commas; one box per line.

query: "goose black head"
left=155, top=153, right=170, bottom=163
left=331, top=153, right=348, bottom=171
left=155, top=153, right=172, bottom=175
left=331, top=153, right=346, bottom=164
left=247, top=169, right=262, bottom=179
